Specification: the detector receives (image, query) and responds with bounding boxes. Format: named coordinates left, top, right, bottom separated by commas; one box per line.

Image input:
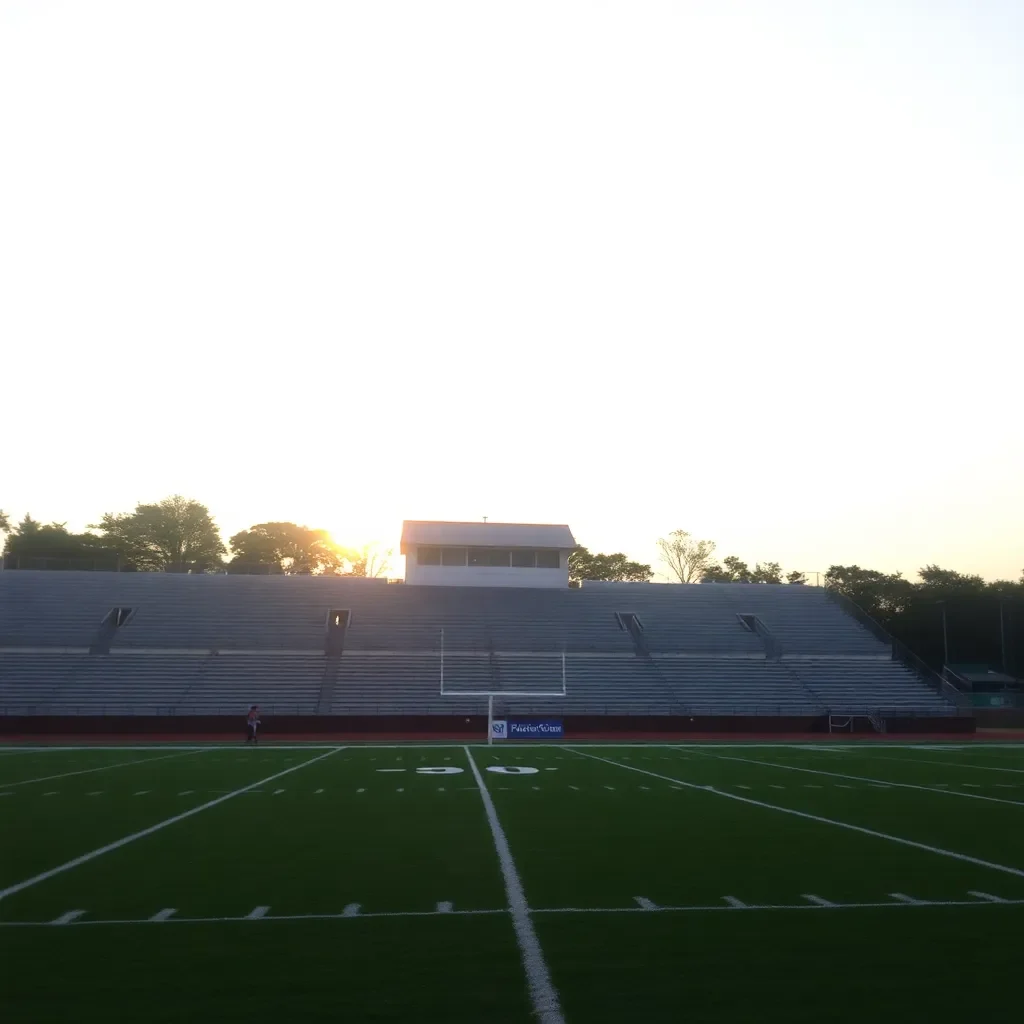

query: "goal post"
left=438, top=631, right=567, bottom=744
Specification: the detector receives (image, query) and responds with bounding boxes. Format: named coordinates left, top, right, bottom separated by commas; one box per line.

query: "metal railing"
left=824, top=589, right=971, bottom=712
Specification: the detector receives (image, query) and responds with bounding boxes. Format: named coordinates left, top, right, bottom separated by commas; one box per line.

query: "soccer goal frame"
left=438, top=629, right=568, bottom=744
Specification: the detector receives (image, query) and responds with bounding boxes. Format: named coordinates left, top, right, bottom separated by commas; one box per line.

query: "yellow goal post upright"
left=438, top=628, right=568, bottom=745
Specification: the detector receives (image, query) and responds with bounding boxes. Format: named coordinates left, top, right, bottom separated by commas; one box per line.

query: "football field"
left=2, top=741, right=1023, bottom=1022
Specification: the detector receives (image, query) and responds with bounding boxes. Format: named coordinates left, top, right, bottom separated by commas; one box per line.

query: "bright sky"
left=2, top=0, right=1022, bottom=583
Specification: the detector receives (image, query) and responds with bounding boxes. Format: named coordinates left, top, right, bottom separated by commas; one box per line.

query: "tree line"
left=0, top=497, right=391, bottom=577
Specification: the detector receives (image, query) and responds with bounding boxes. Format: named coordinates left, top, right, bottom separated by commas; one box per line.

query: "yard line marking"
left=86, top=791, right=103, bottom=797
left=43, top=792, right=57, bottom=797
left=736, top=785, right=751, bottom=790
left=769, top=785, right=785, bottom=790
left=565, top=748, right=1024, bottom=880
left=963, top=783, right=981, bottom=788
left=723, top=896, right=747, bottom=908
left=7, top=897, right=1024, bottom=928
left=463, top=746, right=564, bottom=1024
left=693, top=751, right=1024, bottom=809
left=968, top=891, right=1008, bottom=903
left=342, top=903, right=361, bottom=917
left=633, top=897, right=658, bottom=910
left=639, top=785, right=651, bottom=790
left=889, top=893, right=925, bottom=904
left=836, top=784, right=854, bottom=789
left=52, top=910, right=85, bottom=925
left=178, top=790, right=194, bottom=796
left=437, top=901, right=453, bottom=913
left=149, top=908, right=177, bottom=922
left=247, top=906, right=270, bottom=920
left=273, top=789, right=285, bottom=795
left=133, top=791, right=150, bottom=796
left=802, top=894, right=836, bottom=907
left=0, top=748, right=204, bottom=790
left=0, top=748, right=342, bottom=903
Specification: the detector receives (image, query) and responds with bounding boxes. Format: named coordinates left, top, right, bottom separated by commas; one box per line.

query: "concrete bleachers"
left=0, top=571, right=959, bottom=718
left=787, top=659, right=954, bottom=715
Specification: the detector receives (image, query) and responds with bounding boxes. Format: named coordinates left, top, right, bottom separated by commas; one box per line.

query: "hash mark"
left=889, top=893, right=925, bottom=905
left=273, top=789, right=285, bottom=795
left=315, top=788, right=324, bottom=794
left=801, top=894, right=835, bottom=907
left=723, top=896, right=747, bottom=908
left=247, top=906, right=270, bottom=920
left=52, top=910, right=85, bottom=925
left=178, top=790, right=194, bottom=796
left=342, top=903, right=360, bottom=917
left=633, top=897, right=658, bottom=910
left=87, top=791, right=103, bottom=796
left=437, top=901, right=453, bottom=913
left=968, top=891, right=1008, bottom=903
left=133, top=791, right=150, bottom=796
left=356, top=788, right=366, bottom=793
left=150, top=908, right=177, bottom=922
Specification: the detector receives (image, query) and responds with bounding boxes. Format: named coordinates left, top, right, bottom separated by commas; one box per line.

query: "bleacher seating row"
left=0, top=572, right=958, bottom=717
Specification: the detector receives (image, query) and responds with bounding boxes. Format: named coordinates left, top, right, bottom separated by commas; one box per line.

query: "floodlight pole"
left=487, top=694, right=494, bottom=746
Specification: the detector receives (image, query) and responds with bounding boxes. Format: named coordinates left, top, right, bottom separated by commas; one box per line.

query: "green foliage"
left=228, top=522, right=343, bottom=575
left=786, top=570, right=808, bottom=585
left=91, top=495, right=226, bottom=572
left=569, top=546, right=653, bottom=584
left=0, top=509, right=9, bottom=533
left=3, top=515, right=121, bottom=567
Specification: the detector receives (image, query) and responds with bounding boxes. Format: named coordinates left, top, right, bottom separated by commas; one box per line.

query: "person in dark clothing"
left=245, top=705, right=261, bottom=744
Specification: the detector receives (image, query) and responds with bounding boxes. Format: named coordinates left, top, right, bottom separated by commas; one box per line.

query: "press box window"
left=441, top=547, right=467, bottom=566
left=418, top=547, right=441, bottom=566
left=511, top=550, right=536, bottom=568
left=536, top=550, right=561, bottom=569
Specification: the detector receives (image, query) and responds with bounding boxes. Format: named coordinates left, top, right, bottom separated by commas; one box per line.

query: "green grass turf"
left=1, top=742, right=1023, bottom=1022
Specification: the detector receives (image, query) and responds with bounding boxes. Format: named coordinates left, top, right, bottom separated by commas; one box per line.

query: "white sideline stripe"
left=437, top=901, right=453, bottom=913
left=566, top=748, right=1024, bottom=880
left=633, top=897, right=658, bottom=910
left=52, top=910, right=85, bottom=925
left=968, top=891, right=1008, bottom=903
left=342, top=903, right=361, bottom=917
left=0, top=748, right=342, bottom=902
left=247, top=906, right=270, bottom=920
left=697, top=751, right=1024, bottom=809
left=150, top=908, right=177, bottom=922
left=874, top=754, right=1024, bottom=775
left=889, top=893, right=924, bottom=904
left=802, top=894, right=835, bottom=907
left=3, top=897, right=1023, bottom=928
left=0, top=749, right=203, bottom=789
left=723, top=896, right=746, bottom=908
left=463, top=746, right=564, bottom=1024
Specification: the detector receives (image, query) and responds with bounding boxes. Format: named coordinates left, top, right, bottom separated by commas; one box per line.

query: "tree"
left=786, top=570, right=808, bottom=585
left=750, top=561, right=783, bottom=584
left=569, top=546, right=653, bottom=584
left=700, top=555, right=752, bottom=582
left=91, top=495, right=225, bottom=572
left=917, top=565, right=987, bottom=594
left=3, top=515, right=121, bottom=568
left=657, top=530, right=716, bottom=583
left=824, top=565, right=915, bottom=623
left=339, top=542, right=392, bottom=578
left=0, top=510, right=9, bottom=534
left=228, top=522, right=343, bottom=575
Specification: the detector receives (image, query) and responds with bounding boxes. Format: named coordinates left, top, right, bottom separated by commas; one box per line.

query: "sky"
left=1, top=0, right=1022, bottom=583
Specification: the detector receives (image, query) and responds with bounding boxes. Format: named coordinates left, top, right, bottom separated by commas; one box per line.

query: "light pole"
left=938, top=601, right=949, bottom=668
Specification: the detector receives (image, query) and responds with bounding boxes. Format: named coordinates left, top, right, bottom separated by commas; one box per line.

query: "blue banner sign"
left=507, top=718, right=563, bottom=739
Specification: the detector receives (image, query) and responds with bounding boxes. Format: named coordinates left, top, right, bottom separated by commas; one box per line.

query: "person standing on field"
left=245, top=705, right=261, bottom=745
